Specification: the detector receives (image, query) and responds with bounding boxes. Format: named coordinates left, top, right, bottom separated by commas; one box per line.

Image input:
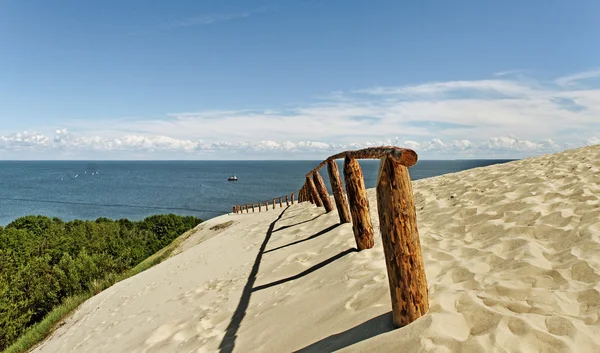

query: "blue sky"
left=1, top=0, right=599, bottom=159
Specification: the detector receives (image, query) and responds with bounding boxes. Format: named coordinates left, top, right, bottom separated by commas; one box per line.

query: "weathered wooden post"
left=252, top=203, right=255, bottom=212
left=306, top=175, right=323, bottom=207
left=327, top=159, right=351, bottom=223
left=259, top=202, right=262, bottom=212
left=279, top=197, right=283, bottom=207
left=265, top=200, right=269, bottom=211
left=286, top=195, right=289, bottom=206
left=233, top=206, right=237, bottom=214
left=271, top=199, right=274, bottom=209
left=246, top=204, right=249, bottom=213
left=343, top=156, right=374, bottom=250
left=313, top=171, right=333, bottom=213
left=291, top=193, right=295, bottom=204
left=376, top=155, right=429, bottom=328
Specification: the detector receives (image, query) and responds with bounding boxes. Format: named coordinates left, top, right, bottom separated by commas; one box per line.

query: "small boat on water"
left=228, top=175, right=238, bottom=181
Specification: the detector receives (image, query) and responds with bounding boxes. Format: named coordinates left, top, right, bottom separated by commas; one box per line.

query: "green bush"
left=0, top=214, right=201, bottom=351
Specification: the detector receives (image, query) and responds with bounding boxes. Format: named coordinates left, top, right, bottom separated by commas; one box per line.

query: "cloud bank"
left=1, top=69, right=599, bottom=159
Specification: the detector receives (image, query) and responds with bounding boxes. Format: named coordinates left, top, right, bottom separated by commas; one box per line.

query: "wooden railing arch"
left=232, top=146, right=428, bottom=328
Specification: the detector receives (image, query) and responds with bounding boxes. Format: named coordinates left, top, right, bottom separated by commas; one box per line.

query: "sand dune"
left=32, top=145, right=600, bottom=352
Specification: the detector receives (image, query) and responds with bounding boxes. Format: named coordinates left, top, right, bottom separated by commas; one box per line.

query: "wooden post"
left=286, top=195, right=289, bottom=206
left=246, top=204, right=249, bottom=213
left=327, top=159, right=351, bottom=223
left=343, top=156, right=374, bottom=250
left=313, top=171, right=333, bottom=213
left=265, top=200, right=269, bottom=211
left=376, top=156, right=429, bottom=327
left=252, top=203, right=255, bottom=212
left=279, top=197, right=283, bottom=207
left=259, top=202, right=262, bottom=212
left=291, top=193, right=295, bottom=204
left=233, top=206, right=237, bottom=214
left=306, top=176, right=323, bottom=207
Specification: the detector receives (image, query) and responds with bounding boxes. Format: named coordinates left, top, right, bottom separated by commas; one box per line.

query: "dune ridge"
left=32, top=145, right=600, bottom=352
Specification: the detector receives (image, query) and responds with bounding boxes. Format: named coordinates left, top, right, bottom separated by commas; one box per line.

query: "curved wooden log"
left=343, top=156, right=374, bottom=250
left=376, top=156, right=429, bottom=327
left=327, top=159, right=351, bottom=223
left=306, top=146, right=418, bottom=177
left=313, top=172, right=333, bottom=213
left=306, top=176, right=323, bottom=207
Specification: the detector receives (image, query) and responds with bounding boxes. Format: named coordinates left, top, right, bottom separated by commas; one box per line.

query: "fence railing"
left=231, top=146, right=428, bottom=328
left=233, top=191, right=298, bottom=214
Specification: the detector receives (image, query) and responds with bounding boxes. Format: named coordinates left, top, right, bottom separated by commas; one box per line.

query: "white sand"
left=32, top=145, right=600, bottom=353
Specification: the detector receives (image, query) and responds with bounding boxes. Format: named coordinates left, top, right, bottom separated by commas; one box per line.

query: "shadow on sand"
left=218, top=208, right=360, bottom=353
left=218, top=207, right=288, bottom=353
left=293, top=312, right=395, bottom=352
left=253, top=247, right=357, bottom=291
left=273, top=213, right=324, bottom=233
left=264, top=223, right=341, bottom=254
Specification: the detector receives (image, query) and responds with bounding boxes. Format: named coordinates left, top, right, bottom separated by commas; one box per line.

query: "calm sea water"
left=0, top=160, right=513, bottom=225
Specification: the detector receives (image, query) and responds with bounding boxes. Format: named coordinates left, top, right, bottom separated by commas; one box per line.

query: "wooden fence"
left=231, top=146, right=428, bottom=328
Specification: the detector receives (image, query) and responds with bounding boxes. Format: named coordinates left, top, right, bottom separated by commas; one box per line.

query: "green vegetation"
left=0, top=214, right=201, bottom=352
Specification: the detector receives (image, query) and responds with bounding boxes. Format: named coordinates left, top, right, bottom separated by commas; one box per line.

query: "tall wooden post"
left=343, top=156, right=374, bottom=250
left=327, top=159, right=351, bottom=223
left=259, top=203, right=262, bottom=212
left=272, top=199, right=276, bottom=210
left=313, top=171, right=333, bottom=213
left=306, top=175, right=323, bottom=207
left=252, top=203, right=255, bottom=212
left=286, top=195, right=289, bottom=206
left=291, top=193, right=295, bottom=204
left=246, top=204, right=249, bottom=213
left=233, top=206, right=237, bottom=214
left=376, top=156, right=429, bottom=327
left=265, top=200, right=269, bottom=211
left=279, top=197, right=283, bottom=207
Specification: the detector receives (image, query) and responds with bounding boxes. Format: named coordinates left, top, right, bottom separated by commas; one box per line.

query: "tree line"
left=0, top=214, right=201, bottom=350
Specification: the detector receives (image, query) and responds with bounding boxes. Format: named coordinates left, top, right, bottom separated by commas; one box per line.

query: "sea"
left=0, top=160, right=514, bottom=226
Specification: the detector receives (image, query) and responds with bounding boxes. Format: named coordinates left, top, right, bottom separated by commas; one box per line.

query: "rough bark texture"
left=313, top=172, right=334, bottom=213
left=306, top=176, right=323, bottom=207
left=306, top=146, right=418, bottom=177
left=327, top=160, right=351, bottom=224
left=376, top=156, right=429, bottom=327
left=343, top=156, right=374, bottom=250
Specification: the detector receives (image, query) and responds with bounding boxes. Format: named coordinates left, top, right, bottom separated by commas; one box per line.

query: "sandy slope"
left=32, top=145, right=600, bottom=353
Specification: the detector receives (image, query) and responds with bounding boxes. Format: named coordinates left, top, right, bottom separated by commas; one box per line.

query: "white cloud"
left=587, top=137, right=600, bottom=146
left=167, top=12, right=252, bottom=28
left=4, top=69, right=600, bottom=159
left=556, top=69, right=600, bottom=87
